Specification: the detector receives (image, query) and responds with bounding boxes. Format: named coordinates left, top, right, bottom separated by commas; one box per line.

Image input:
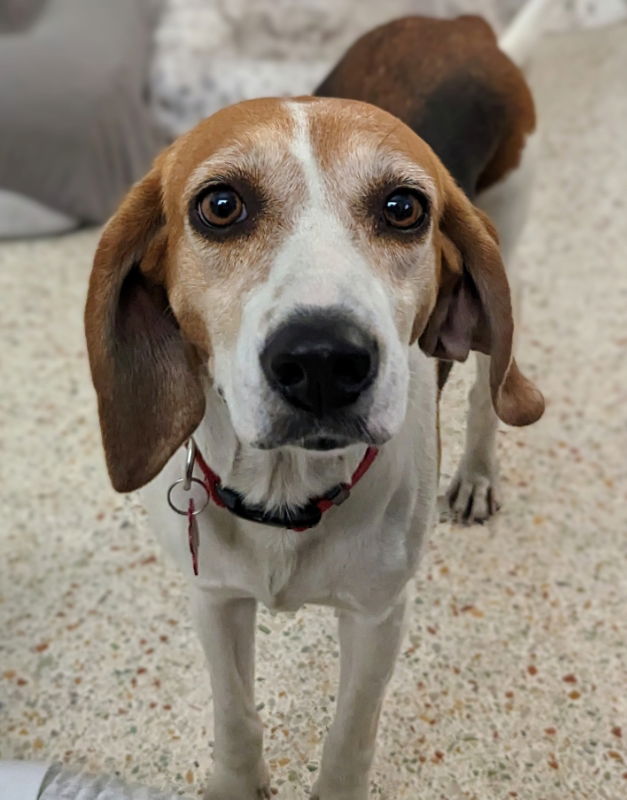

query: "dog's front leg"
left=311, top=594, right=408, bottom=800
left=191, top=590, right=270, bottom=800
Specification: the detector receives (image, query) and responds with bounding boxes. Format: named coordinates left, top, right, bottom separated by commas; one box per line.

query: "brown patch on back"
left=316, top=15, right=536, bottom=195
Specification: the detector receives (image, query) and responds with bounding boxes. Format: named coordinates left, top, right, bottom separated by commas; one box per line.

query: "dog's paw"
left=204, top=764, right=271, bottom=800
left=446, top=461, right=501, bottom=524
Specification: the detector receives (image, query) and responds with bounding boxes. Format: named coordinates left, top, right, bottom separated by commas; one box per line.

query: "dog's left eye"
left=196, top=186, right=247, bottom=228
left=383, top=189, right=428, bottom=230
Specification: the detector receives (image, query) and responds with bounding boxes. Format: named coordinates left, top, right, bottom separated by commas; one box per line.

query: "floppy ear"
left=85, top=164, right=206, bottom=492
left=419, top=172, right=544, bottom=426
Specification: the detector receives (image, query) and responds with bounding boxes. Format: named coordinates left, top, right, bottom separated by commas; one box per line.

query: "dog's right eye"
left=196, top=186, right=247, bottom=228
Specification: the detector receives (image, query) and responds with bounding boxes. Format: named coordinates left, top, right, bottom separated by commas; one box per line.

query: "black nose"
left=260, top=311, right=379, bottom=416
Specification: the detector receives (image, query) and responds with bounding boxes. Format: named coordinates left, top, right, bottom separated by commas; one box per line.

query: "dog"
left=85, top=10, right=546, bottom=800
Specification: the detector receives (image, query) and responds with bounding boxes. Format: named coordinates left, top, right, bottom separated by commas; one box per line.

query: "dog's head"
left=85, top=97, right=544, bottom=491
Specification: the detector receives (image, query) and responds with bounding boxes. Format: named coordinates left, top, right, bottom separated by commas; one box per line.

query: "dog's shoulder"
left=315, top=15, right=536, bottom=197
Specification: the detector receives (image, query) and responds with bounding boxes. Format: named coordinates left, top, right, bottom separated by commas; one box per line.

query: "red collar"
left=167, top=439, right=379, bottom=576
left=194, top=442, right=379, bottom=532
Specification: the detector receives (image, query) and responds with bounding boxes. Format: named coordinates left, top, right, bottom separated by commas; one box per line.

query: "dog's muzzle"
left=260, top=309, right=379, bottom=419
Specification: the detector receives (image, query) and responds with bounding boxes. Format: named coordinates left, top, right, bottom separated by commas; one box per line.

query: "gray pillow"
left=0, top=0, right=164, bottom=225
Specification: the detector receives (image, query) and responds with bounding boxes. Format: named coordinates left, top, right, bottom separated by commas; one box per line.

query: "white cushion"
left=0, top=191, right=77, bottom=238
left=0, top=761, right=50, bottom=800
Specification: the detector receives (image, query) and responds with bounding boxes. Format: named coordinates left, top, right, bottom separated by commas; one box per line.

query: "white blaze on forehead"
left=276, top=101, right=432, bottom=319
left=273, top=100, right=370, bottom=309
left=285, top=101, right=325, bottom=205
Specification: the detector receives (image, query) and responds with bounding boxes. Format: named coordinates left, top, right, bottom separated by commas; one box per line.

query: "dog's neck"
left=193, top=384, right=366, bottom=513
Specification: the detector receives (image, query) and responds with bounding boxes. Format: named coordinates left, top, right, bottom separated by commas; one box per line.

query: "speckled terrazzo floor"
left=2, top=23, right=627, bottom=800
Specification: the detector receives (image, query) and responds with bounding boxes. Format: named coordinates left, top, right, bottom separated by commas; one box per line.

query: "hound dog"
left=85, top=11, right=545, bottom=800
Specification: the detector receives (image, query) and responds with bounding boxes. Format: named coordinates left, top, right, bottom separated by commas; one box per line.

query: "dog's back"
left=315, top=15, right=535, bottom=198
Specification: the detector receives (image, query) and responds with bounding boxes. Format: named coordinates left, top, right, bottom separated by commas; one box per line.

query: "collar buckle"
left=323, top=483, right=351, bottom=507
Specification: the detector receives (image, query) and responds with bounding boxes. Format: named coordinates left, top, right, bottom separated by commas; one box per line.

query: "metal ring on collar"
left=167, top=477, right=209, bottom=516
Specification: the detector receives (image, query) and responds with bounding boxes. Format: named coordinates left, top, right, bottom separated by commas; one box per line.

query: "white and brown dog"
left=85, top=9, right=546, bottom=800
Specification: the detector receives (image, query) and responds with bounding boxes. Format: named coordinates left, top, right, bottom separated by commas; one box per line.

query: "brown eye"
left=383, top=189, right=427, bottom=230
left=197, top=186, right=246, bottom=228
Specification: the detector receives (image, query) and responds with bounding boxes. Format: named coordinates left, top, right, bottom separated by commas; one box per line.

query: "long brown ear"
left=85, top=165, right=205, bottom=492
left=419, top=171, right=544, bottom=426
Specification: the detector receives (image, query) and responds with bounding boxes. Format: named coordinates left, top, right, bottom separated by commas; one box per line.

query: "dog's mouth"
left=300, top=434, right=353, bottom=451
left=253, top=411, right=383, bottom=451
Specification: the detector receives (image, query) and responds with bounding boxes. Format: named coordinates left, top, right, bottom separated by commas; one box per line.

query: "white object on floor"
left=0, top=761, right=49, bottom=800
left=0, top=762, right=185, bottom=800
left=0, top=190, right=77, bottom=239
left=500, top=0, right=558, bottom=65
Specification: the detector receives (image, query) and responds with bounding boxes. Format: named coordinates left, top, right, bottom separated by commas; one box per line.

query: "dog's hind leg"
left=447, top=132, right=538, bottom=523
left=311, top=594, right=407, bottom=800
left=191, top=591, right=270, bottom=800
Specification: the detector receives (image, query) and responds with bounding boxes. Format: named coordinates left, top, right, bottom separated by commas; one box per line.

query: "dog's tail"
left=498, top=0, right=554, bottom=68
